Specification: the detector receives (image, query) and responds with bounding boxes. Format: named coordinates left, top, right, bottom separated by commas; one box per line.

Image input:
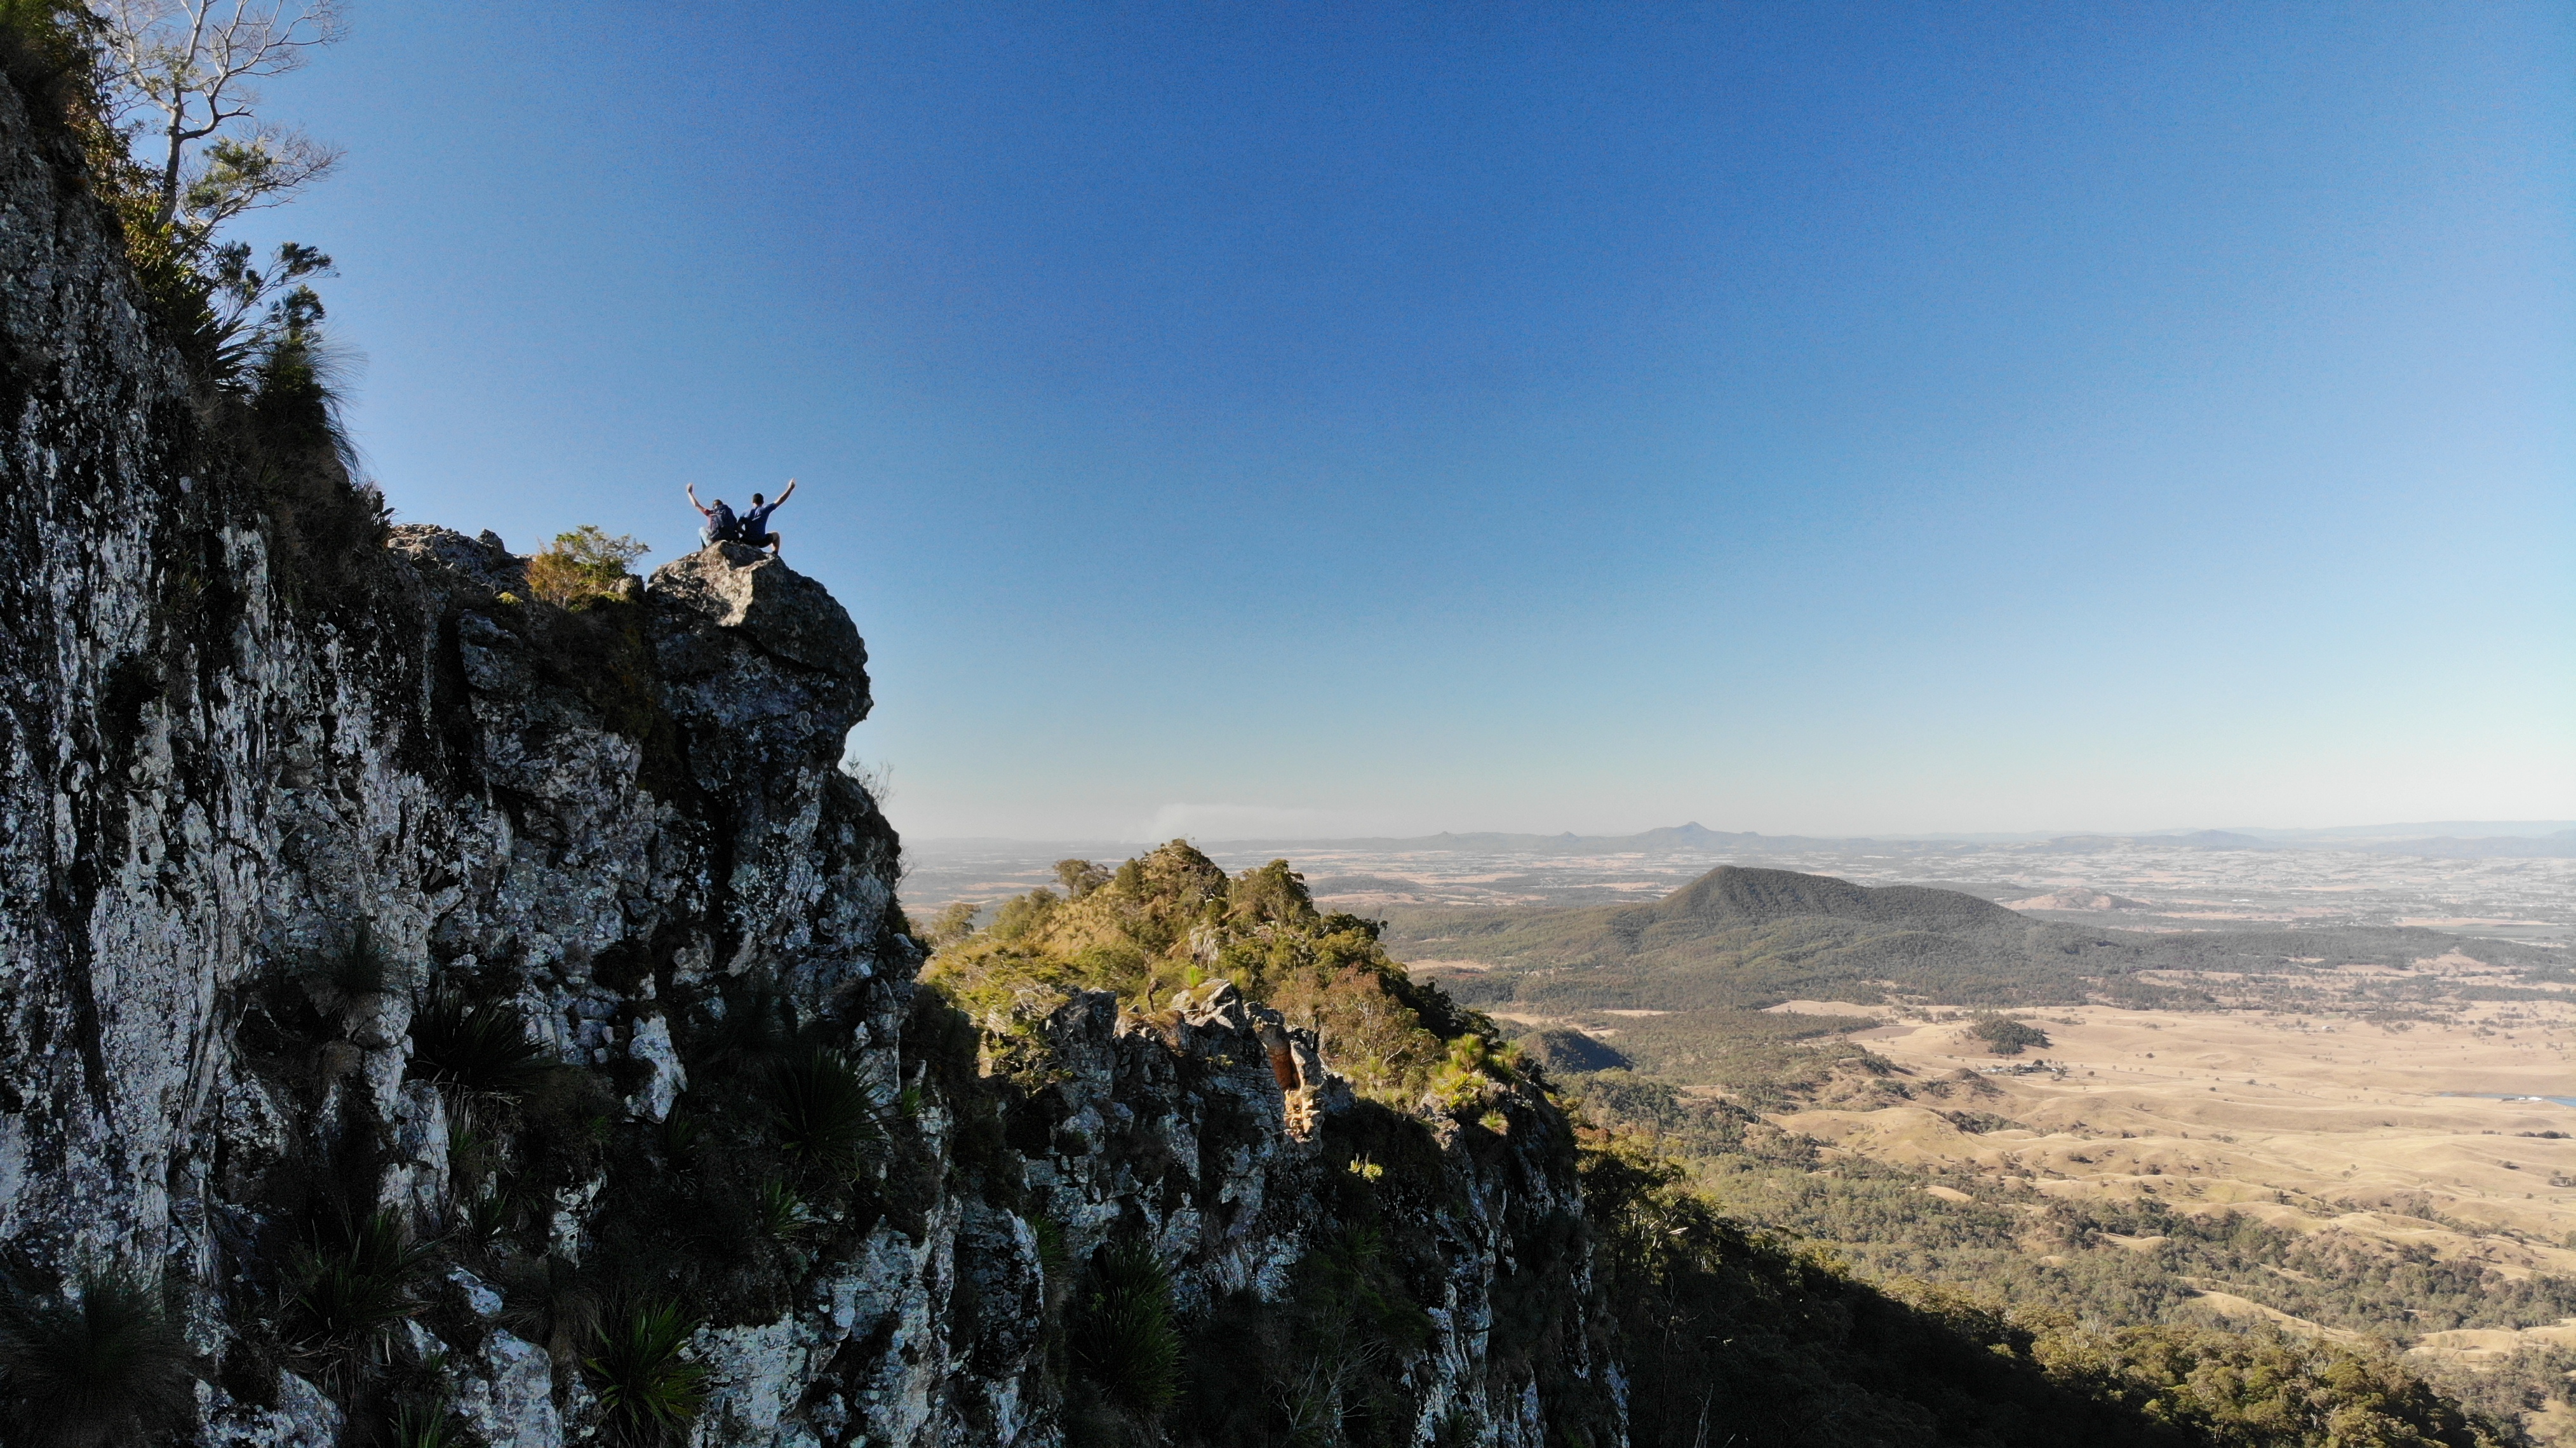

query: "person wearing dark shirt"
left=737, top=478, right=796, bottom=558
left=685, top=482, right=739, bottom=547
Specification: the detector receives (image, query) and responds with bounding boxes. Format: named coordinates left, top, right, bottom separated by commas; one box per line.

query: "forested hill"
left=1387, top=864, right=2549, bottom=1012
left=1659, top=864, right=2028, bottom=930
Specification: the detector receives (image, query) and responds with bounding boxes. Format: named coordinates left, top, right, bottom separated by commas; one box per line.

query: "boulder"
left=650, top=542, right=866, bottom=681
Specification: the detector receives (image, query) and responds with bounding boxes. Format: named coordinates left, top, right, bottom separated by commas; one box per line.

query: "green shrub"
left=389, top=1397, right=464, bottom=1448
left=755, top=1179, right=812, bottom=1241
left=701, top=982, right=795, bottom=1071
left=283, top=1209, right=433, bottom=1364
left=526, top=526, right=649, bottom=608
left=1070, top=1241, right=1181, bottom=1423
left=0, top=1270, right=199, bottom=1448
left=408, top=991, right=552, bottom=1099
left=586, top=1303, right=708, bottom=1447
left=922, top=901, right=981, bottom=948
left=0, top=1, right=101, bottom=107
left=765, top=1049, right=883, bottom=1179
left=299, top=918, right=396, bottom=1011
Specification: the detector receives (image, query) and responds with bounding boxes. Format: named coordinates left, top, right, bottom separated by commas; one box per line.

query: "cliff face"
left=0, top=68, right=1615, bottom=1448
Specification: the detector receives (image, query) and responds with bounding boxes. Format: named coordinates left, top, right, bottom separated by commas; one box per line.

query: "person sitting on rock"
left=686, top=483, right=740, bottom=549
left=736, top=479, right=796, bottom=558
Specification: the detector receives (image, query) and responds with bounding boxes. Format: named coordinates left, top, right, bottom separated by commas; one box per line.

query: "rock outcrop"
left=0, top=62, right=1615, bottom=1448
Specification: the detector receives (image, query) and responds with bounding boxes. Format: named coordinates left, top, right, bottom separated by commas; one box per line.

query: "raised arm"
left=777, top=478, right=798, bottom=507
left=686, top=482, right=711, bottom=517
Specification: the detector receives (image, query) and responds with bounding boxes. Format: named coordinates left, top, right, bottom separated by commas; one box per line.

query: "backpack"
left=706, top=499, right=739, bottom=543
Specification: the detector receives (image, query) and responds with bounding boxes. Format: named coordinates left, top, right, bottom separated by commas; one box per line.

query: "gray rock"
left=624, top=1012, right=688, bottom=1120
left=0, top=58, right=1614, bottom=1448
left=453, top=1331, right=563, bottom=1448
left=650, top=544, right=868, bottom=683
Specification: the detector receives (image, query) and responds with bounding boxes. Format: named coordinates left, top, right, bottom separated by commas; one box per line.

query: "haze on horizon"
left=239, top=3, right=2574, bottom=842
left=916, top=817, right=2576, bottom=848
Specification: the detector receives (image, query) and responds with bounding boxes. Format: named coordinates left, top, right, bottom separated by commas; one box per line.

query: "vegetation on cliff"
left=927, top=841, right=1517, bottom=1109
left=922, top=845, right=1618, bottom=1445
left=926, top=848, right=2518, bottom=1445
left=1585, top=1123, right=2509, bottom=1447
left=2, top=0, right=387, bottom=618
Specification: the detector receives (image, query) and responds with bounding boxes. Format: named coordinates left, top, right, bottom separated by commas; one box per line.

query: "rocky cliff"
left=0, top=61, right=1616, bottom=1448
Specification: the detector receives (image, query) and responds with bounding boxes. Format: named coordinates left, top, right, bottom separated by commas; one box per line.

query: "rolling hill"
left=1385, top=864, right=2549, bottom=1013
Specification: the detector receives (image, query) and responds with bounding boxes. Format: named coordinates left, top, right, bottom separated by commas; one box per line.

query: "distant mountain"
left=1652, top=864, right=2028, bottom=932
left=2167, top=829, right=2275, bottom=850
left=1204, top=821, right=2551, bottom=857
left=1385, top=864, right=2131, bottom=1010
left=1383, top=864, right=2546, bottom=1014
left=2359, top=829, right=2576, bottom=860
left=1211, top=822, right=1874, bottom=855
left=2220, top=821, right=2576, bottom=842
left=923, top=820, right=2576, bottom=859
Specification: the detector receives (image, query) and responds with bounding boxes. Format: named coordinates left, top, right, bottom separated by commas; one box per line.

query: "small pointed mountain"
left=1655, top=865, right=2024, bottom=932
left=1387, top=861, right=2539, bottom=1017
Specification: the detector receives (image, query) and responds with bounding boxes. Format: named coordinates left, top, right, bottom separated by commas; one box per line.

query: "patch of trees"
left=1971, top=1014, right=2050, bottom=1054
left=923, top=841, right=1515, bottom=1109
left=1583, top=1132, right=2507, bottom=1447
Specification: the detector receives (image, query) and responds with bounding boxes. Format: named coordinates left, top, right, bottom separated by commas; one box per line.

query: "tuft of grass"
left=409, top=989, right=552, bottom=1100
left=1032, top=1217, right=1070, bottom=1281
left=765, top=1049, right=885, bottom=1179
left=656, top=1109, right=703, bottom=1165
left=389, top=1397, right=463, bottom=1448
left=755, top=1179, right=812, bottom=1242
left=586, top=1303, right=708, bottom=1447
left=701, top=982, right=795, bottom=1071
left=299, top=918, right=396, bottom=1012
left=459, top=1188, right=522, bottom=1247
left=284, top=1209, right=433, bottom=1366
left=1070, top=1240, right=1181, bottom=1423
left=0, top=1270, right=199, bottom=1448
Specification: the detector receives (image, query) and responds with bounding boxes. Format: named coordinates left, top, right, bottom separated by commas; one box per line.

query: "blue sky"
left=235, top=2, right=2573, bottom=840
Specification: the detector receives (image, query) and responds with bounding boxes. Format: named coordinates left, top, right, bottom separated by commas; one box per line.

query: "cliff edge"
left=0, top=60, right=1614, bottom=1448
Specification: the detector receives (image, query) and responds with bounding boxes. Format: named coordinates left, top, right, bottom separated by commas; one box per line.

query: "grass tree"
left=0, top=1270, right=199, bottom=1448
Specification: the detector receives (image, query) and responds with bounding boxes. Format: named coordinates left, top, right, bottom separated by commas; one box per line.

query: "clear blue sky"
left=235, top=2, right=2574, bottom=840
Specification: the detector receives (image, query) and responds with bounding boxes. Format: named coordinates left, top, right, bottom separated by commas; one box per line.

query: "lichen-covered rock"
left=652, top=541, right=869, bottom=683
left=0, top=61, right=1618, bottom=1448
left=452, top=1331, right=562, bottom=1448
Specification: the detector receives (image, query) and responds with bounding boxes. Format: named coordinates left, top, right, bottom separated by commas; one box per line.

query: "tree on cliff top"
left=91, top=0, right=347, bottom=234
left=527, top=526, right=650, bottom=607
left=0, top=1, right=349, bottom=390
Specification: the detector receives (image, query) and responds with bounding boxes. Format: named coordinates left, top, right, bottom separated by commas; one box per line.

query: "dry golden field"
left=1751, top=956, right=2576, bottom=1388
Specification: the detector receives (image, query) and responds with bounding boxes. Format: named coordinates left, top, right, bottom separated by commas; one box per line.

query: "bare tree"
left=91, top=0, right=348, bottom=234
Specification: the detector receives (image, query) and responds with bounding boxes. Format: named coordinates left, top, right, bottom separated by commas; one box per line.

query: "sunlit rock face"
left=0, top=64, right=1616, bottom=1448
